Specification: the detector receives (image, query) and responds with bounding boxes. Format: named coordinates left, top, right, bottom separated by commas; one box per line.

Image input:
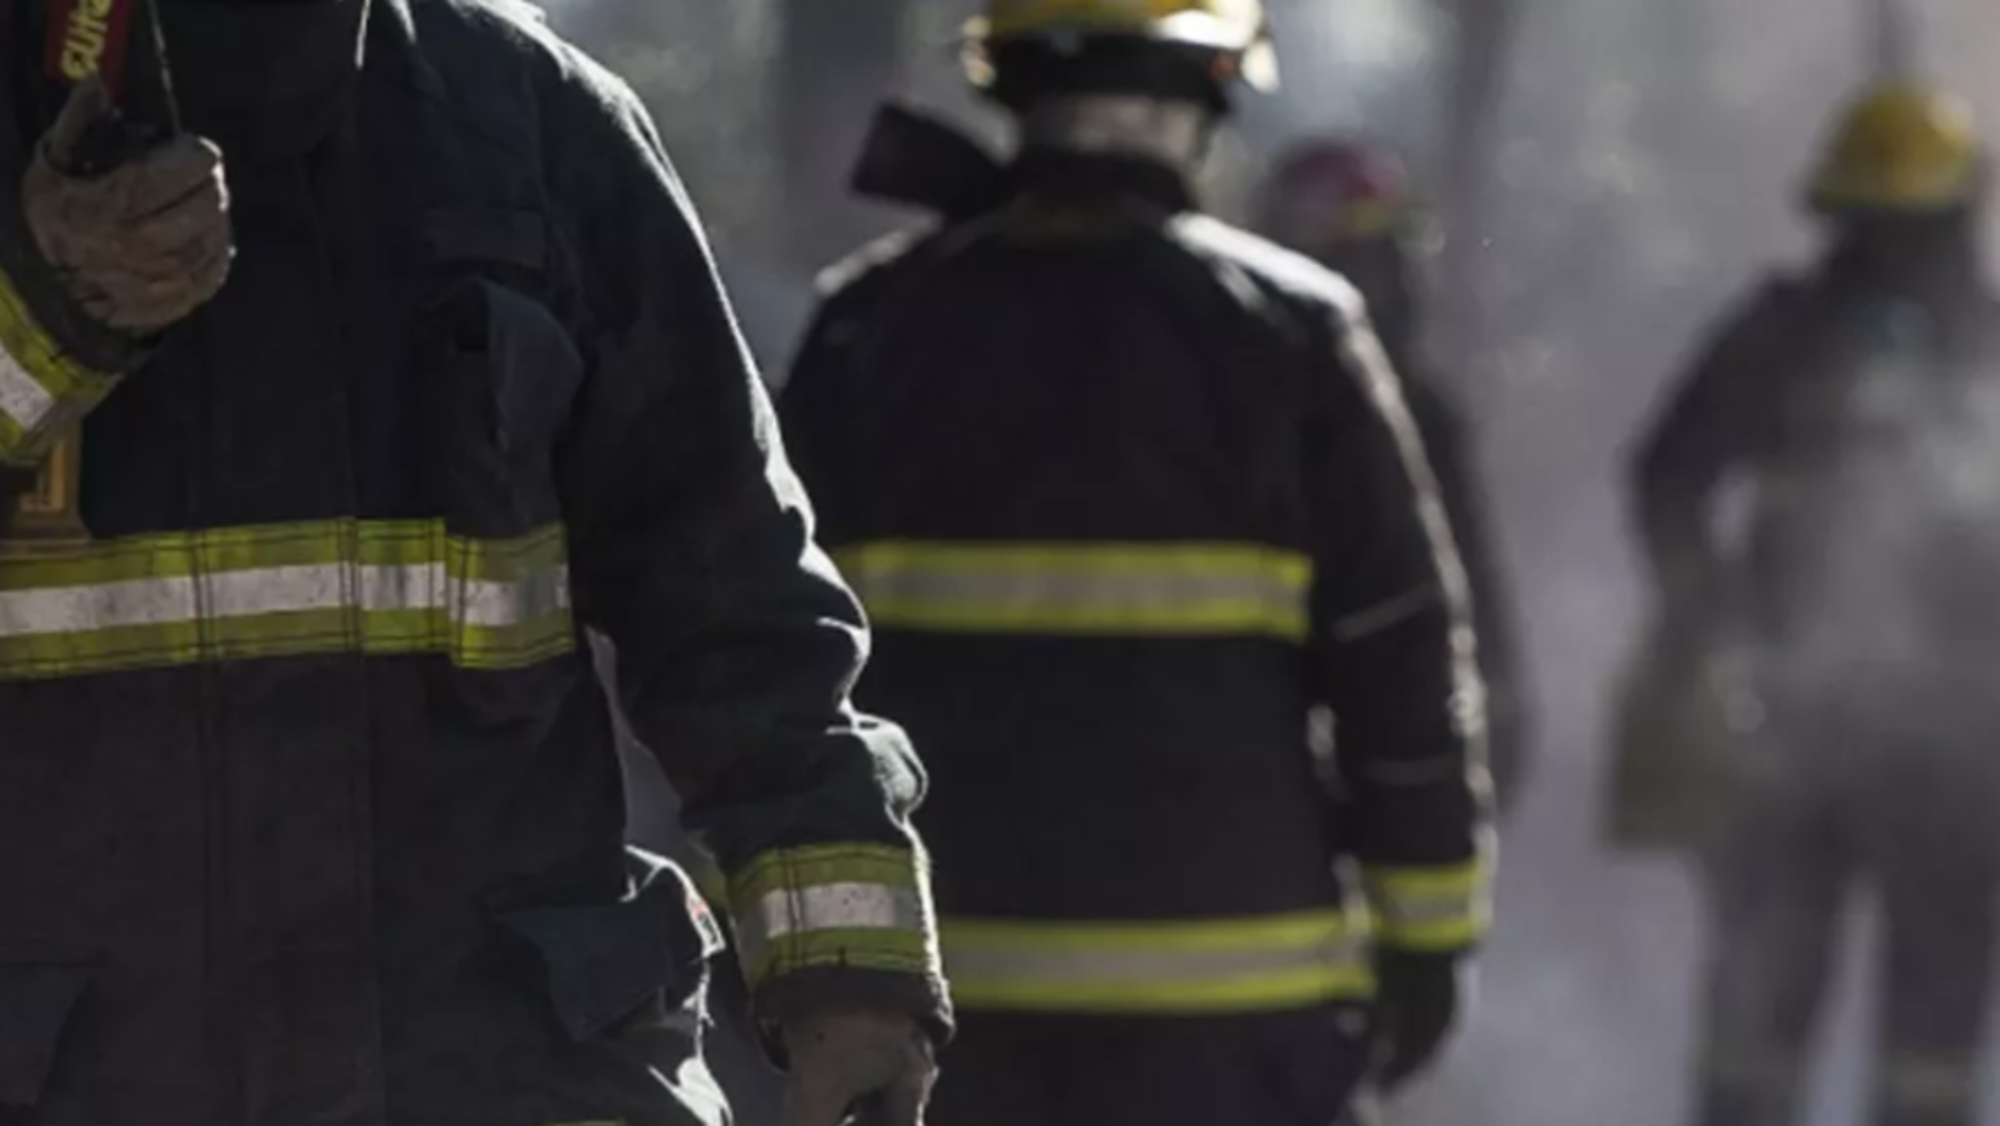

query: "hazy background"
left=548, top=1, right=2000, bottom=1122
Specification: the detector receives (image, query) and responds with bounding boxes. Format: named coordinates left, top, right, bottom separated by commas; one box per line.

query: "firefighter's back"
left=784, top=151, right=1371, bottom=1004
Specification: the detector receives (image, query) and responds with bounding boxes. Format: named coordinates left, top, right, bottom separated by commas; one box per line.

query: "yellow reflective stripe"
left=942, top=910, right=1373, bottom=1014
left=0, top=520, right=566, bottom=589
left=729, top=844, right=940, bottom=988
left=0, top=520, right=573, bottom=680
left=833, top=541, right=1312, bottom=640
left=1362, top=861, right=1492, bottom=951
left=983, top=0, right=1247, bottom=39
left=0, top=267, right=118, bottom=464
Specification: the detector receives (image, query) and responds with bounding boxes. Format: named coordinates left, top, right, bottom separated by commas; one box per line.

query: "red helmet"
left=1254, top=138, right=1414, bottom=248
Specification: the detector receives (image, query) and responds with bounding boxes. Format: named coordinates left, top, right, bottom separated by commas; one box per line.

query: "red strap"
left=44, top=0, right=137, bottom=99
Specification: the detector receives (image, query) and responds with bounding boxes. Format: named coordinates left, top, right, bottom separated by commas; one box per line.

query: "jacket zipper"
left=183, top=319, right=249, bottom=1126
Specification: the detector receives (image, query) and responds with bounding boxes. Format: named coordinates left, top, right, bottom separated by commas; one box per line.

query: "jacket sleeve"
left=548, top=75, right=948, bottom=1037
left=769, top=293, right=864, bottom=545
left=1628, top=288, right=1784, bottom=603
left=1398, top=375, right=1533, bottom=812
left=0, top=37, right=154, bottom=470
left=1305, top=293, right=1494, bottom=958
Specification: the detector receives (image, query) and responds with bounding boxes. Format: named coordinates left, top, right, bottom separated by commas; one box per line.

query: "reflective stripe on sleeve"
left=1882, top=1053, right=1979, bottom=1111
left=0, top=345, right=55, bottom=440
left=941, top=909, right=1373, bottom=1014
left=0, top=268, right=119, bottom=466
left=1361, top=859, right=1493, bottom=951
left=0, top=519, right=574, bottom=680
left=729, top=844, right=940, bottom=989
left=832, top=541, right=1313, bottom=641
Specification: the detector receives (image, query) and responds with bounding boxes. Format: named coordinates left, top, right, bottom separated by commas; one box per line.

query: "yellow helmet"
left=963, top=0, right=1279, bottom=92
left=1807, top=82, right=1982, bottom=215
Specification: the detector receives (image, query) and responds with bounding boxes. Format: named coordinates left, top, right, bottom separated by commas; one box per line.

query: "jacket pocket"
left=497, top=847, right=726, bottom=1045
left=425, top=274, right=586, bottom=539
left=0, top=963, right=89, bottom=1108
left=1254, top=1003, right=1376, bottom=1124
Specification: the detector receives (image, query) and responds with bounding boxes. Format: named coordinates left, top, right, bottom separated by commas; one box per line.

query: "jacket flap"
left=500, top=850, right=722, bottom=1042
left=0, top=964, right=89, bottom=1108
left=419, top=208, right=548, bottom=275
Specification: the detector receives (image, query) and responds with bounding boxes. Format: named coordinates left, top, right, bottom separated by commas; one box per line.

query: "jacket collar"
left=158, top=0, right=369, bottom=164
left=1006, top=145, right=1199, bottom=215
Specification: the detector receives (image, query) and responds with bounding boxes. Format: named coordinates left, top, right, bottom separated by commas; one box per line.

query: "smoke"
left=536, top=0, right=2000, bottom=1122
left=1392, top=0, right=2000, bottom=1120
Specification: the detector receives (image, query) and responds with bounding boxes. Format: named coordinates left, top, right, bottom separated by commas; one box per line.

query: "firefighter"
left=1255, top=137, right=1535, bottom=812
left=1624, top=80, right=2000, bottom=1126
left=779, top=3, right=1496, bottom=1124
left=0, top=2, right=948, bottom=1125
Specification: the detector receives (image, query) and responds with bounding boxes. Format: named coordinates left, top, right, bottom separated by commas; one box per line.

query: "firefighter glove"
left=1372, top=950, right=1471, bottom=1092
left=782, top=1008, right=937, bottom=1126
left=22, top=76, right=233, bottom=336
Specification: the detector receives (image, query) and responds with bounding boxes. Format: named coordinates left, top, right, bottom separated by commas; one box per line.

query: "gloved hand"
left=1371, top=950, right=1472, bottom=1093
left=782, top=1008, right=937, bottom=1126
left=21, top=76, right=232, bottom=335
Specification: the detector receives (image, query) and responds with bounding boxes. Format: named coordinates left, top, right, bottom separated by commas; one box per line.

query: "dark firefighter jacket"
left=1614, top=261, right=2000, bottom=844
left=0, top=3, right=947, bottom=1126
left=780, top=147, right=1494, bottom=1018
left=1250, top=221, right=1533, bottom=809
left=1401, top=377, right=1531, bottom=807
left=1336, top=248, right=1532, bottom=809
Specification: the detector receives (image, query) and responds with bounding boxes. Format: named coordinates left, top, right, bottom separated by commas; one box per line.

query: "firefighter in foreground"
left=1621, top=81, right=2000, bottom=1126
left=779, top=3, right=1496, bottom=1123
left=1255, top=137, right=1534, bottom=812
left=0, top=2, right=947, bottom=1125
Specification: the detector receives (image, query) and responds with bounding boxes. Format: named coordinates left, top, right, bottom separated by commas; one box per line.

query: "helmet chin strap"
left=1018, top=95, right=1216, bottom=176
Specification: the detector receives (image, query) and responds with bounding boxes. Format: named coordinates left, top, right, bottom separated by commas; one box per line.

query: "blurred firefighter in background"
left=1255, top=138, right=1535, bottom=813
left=778, top=1, right=1496, bottom=1124
left=1616, top=80, right=2000, bottom=1126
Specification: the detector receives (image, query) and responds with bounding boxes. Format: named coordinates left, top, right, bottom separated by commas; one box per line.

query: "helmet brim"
left=962, top=13, right=1280, bottom=91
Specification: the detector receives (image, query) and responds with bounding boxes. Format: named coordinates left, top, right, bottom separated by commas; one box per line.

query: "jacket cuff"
left=753, top=965, right=955, bottom=1050
left=727, top=843, right=950, bottom=1037
left=1362, top=849, right=1495, bottom=955
left=0, top=265, right=135, bottom=468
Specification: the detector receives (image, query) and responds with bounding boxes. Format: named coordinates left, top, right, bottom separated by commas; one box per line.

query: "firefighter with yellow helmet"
left=778, top=2, right=1495, bottom=1124
left=1620, top=80, right=2000, bottom=1126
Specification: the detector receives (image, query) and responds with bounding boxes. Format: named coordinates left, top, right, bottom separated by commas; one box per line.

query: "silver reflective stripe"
left=0, top=562, right=571, bottom=638
left=1376, top=884, right=1488, bottom=928
left=1334, top=584, right=1439, bottom=642
left=0, top=344, right=55, bottom=435
left=745, top=882, right=928, bottom=940
left=943, top=930, right=1369, bottom=987
left=1375, top=886, right=1484, bottom=930
left=737, top=882, right=929, bottom=971
left=854, top=568, right=1303, bottom=618
left=442, top=567, right=572, bottom=627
